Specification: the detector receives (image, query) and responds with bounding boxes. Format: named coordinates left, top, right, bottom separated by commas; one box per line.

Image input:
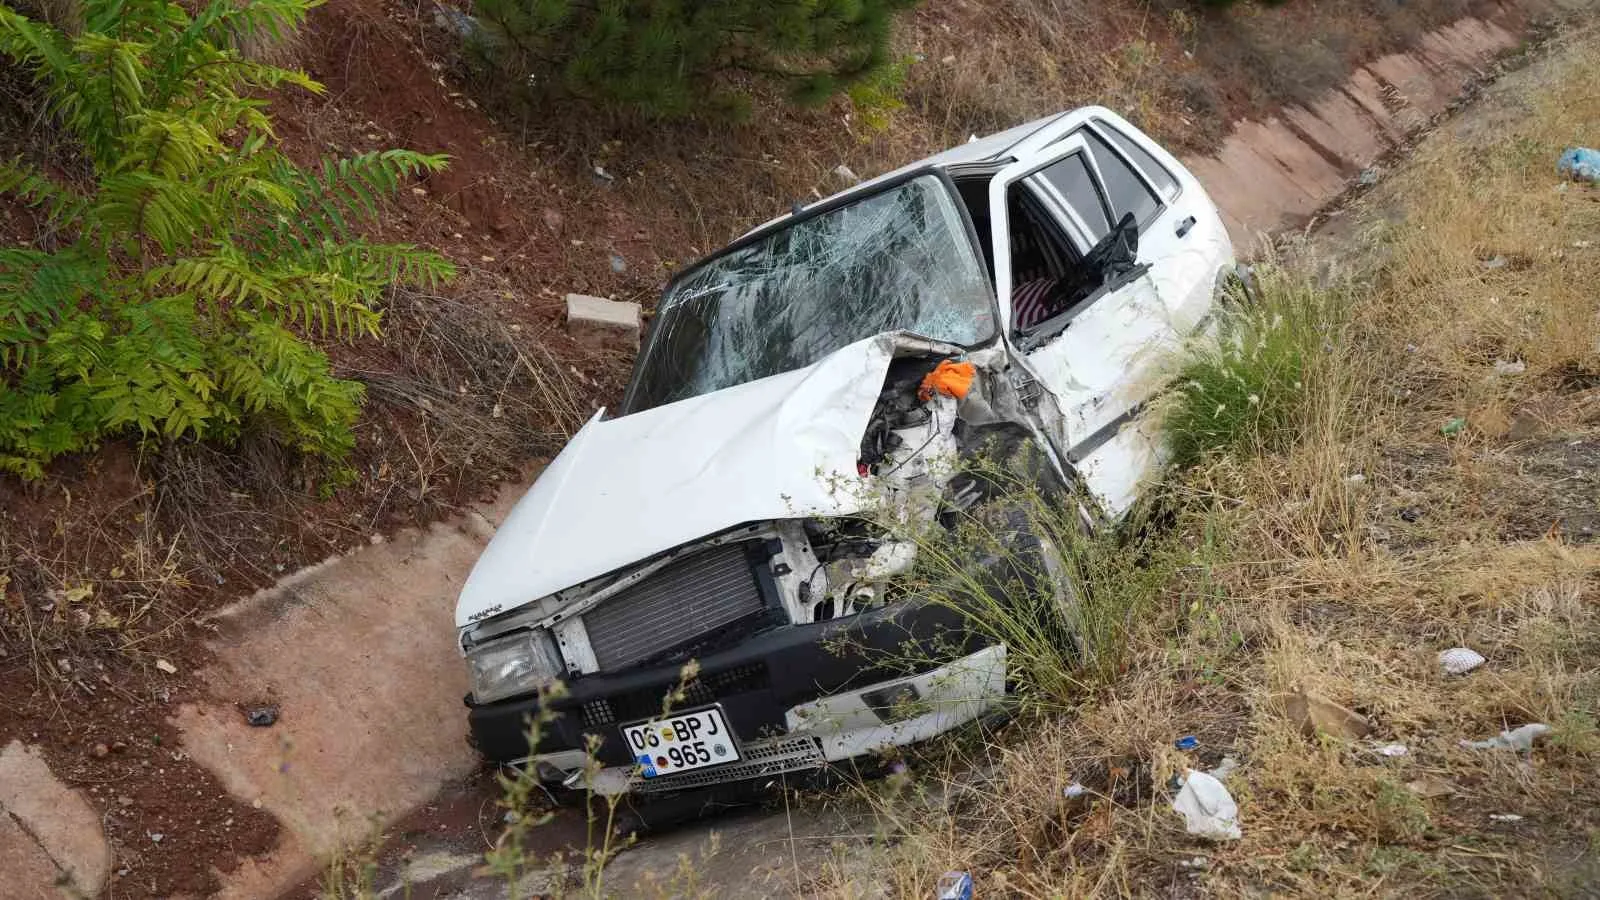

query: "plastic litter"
left=935, top=871, right=973, bottom=900
left=1558, top=147, right=1600, bottom=183
left=1492, top=359, right=1526, bottom=376
left=1172, top=769, right=1242, bottom=840
left=1441, top=417, right=1467, bottom=436
left=1461, top=723, right=1550, bottom=751
left=1399, top=506, right=1424, bottom=523
left=1063, top=782, right=1088, bottom=798
left=1277, top=688, right=1371, bottom=740
left=1209, top=756, right=1240, bottom=780
left=1480, top=255, right=1508, bottom=270
left=1375, top=743, right=1409, bottom=757
left=1174, top=735, right=1199, bottom=751
left=1489, top=813, right=1524, bottom=822
left=1439, top=647, right=1486, bottom=675
left=918, top=360, right=977, bottom=401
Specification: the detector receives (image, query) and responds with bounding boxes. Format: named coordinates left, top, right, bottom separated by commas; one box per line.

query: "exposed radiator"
left=582, top=542, right=765, bottom=671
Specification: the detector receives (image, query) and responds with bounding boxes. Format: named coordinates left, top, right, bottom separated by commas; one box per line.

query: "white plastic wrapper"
left=1439, top=647, right=1486, bottom=675
left=1173, top=769, right=1242, bottom=840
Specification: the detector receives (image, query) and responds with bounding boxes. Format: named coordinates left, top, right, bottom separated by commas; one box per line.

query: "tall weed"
left=1160, top=265, right=1354, bottom=469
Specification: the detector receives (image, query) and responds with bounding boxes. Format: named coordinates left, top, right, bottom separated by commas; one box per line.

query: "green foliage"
left=868, top=451, right=1176, bottom=706
left=467, top=0, right=921, bottom=119
left=1159, top=265, right=1349, bottom=469
left=846, top=52, right=911, bottom=133
left=0, top=0, right=453, bottom=478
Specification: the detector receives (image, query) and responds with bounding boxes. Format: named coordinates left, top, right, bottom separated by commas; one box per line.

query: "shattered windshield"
left=623, top=174, right=994, bottom=414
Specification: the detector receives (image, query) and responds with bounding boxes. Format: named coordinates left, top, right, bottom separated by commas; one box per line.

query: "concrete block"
left=0, top=741, right=112, bottom=897
left=565, top=293, right=641, bottom=350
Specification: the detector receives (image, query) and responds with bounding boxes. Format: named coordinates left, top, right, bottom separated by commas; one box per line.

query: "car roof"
left=739, top=108, right=1086, bottom=239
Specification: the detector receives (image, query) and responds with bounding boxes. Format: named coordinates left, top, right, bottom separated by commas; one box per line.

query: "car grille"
left=582, top=542, right=766, bottom=672
left=579, top=663, right=771, bottom=728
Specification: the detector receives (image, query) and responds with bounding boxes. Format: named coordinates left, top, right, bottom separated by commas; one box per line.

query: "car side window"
left=1093, top=119, right=1180, bottom=200
left=1036, top=152, right=1111, bottom=243
left=1083, top=130, right=1161, bottom=228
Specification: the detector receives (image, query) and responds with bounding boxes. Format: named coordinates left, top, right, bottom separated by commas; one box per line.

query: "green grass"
left=1160, top=265, right=1353, bottom=470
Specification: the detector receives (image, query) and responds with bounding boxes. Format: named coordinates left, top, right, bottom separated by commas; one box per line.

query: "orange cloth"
left=917, top=360, right=976, bottom=402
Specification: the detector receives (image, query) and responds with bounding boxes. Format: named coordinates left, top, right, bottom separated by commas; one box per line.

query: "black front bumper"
left=466, top=599, right=985, bottom=766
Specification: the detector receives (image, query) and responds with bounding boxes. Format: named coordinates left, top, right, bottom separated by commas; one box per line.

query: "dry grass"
left=816, top=27, right=1600, bottom=898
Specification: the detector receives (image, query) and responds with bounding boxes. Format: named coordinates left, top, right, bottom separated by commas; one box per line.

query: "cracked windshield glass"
left=624, top=174, right=994, bottom=413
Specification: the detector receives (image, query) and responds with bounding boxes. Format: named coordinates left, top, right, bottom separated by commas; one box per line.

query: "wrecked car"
left=455, top=107, right=1234, bottom=798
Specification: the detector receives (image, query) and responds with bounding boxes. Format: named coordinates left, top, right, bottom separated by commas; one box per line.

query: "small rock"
left=369, top=534, right=385, bottom=546
left=1406, top=775, right=1456, bottom=798
left=1480, top=255, right=1508, bottom=270
left=1438, top=647, right=1486, bottom=675
left=148, top=832, right=164, bottom=844
left=118, top=796, right=134, bottom=807
left=91, top=743, right=109, bottom=759
left=245, top=706, right=279, bottom=728
left=1357, top=167, right=1380, bottom=186
left=154, top=658, right=177, bottom=675
left=1492, top=359, right=1526, bottom=375
left=1398, top=506, right=1423, bottom=523
left=832, top=164, right=860, bottom=185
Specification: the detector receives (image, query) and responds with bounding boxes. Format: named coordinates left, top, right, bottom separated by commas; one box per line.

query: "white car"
left=455, top=107, right=1234, bottom=798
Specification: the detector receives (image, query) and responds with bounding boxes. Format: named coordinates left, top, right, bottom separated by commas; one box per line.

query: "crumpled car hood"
left=455, top=334, right=907, bottom=628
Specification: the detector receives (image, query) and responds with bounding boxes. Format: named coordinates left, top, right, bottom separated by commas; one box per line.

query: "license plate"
left=622, top=707, right=739, bottom=778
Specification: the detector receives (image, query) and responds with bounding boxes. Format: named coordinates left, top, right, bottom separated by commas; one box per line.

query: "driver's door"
left=989, top=139, right=1180, bottom=518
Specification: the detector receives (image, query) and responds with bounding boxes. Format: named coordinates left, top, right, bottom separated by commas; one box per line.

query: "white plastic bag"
left=1461, top=723, right=1550, bottom=751
left=1172, top=769, right=1242, bottom=840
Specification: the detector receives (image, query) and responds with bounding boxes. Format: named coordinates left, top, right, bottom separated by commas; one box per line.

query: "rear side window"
left=1037, top=152, right=1111, bottom=241
left=1093, top=119, right=1180, bottom=200
left=1084, top=131, right=1161, bottom=228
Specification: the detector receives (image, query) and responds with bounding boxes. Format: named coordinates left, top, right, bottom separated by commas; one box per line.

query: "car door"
left=988, top=138, right=1178, bottom=518
left=1081, top=115, right=1233, bottom=334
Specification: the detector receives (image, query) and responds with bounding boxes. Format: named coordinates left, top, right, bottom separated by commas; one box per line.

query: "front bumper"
left=465, top=599, right=1001, bottom=789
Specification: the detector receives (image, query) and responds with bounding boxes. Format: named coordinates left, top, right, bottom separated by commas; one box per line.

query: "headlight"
left=466, top=629, right=564, bottom=704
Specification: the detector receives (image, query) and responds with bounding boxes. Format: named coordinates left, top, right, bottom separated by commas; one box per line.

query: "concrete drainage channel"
left=0, top=9, right=1566, bottom=897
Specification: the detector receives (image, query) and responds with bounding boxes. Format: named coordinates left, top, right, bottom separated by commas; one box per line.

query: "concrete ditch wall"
left=1184, top=15, right=1526, bottom=251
